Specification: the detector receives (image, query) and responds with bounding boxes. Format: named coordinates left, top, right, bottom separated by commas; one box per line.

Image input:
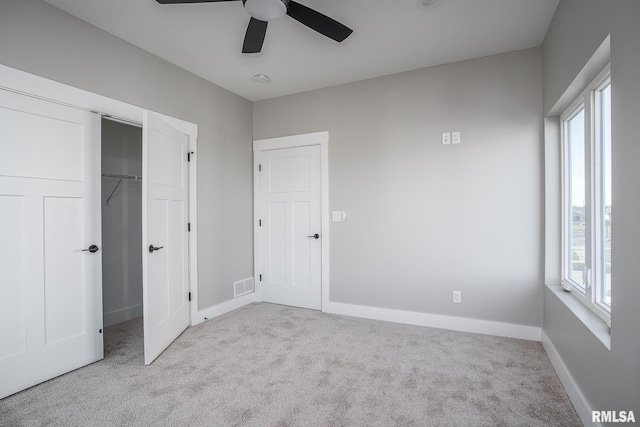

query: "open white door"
left=142, top=111, right=190, bottom=365
left=0, top=90, right=103, bottom=398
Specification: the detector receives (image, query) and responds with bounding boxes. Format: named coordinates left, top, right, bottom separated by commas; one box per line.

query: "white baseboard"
left=191, top=292, right=257, bottom=326
left=541, top=330, right=599, bottom=427
left=322, top=301, right=542, bottom=341
left=103, top=304, right=143, bottom=327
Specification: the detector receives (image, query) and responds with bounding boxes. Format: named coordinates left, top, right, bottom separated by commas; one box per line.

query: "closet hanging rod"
left=102, top=173, right=142, bottom=181
left=104, top=173, right=142, bottom=206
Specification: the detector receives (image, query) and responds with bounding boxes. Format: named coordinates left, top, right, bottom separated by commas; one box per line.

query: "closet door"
left=142, top=111, right=190, bottom=365
left=0, top=90, right=103, bottom=399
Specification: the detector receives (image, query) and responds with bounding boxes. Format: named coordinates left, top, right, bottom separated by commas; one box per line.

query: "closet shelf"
left=102, top=173, right=142, bottom=206
left=102, top=173, right=142, bottom=181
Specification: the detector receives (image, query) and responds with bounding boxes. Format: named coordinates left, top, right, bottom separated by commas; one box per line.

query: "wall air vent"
left=234, top=277, right=255, bottom=298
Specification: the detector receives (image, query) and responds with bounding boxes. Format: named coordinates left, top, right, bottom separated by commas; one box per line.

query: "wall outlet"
left=452, top=131, right=461, bottom=144
left=332, top=211, right=346, bottom=222
left=452, top=290, right=462, bottom=303
left=442, top=132, right=451, bottom=145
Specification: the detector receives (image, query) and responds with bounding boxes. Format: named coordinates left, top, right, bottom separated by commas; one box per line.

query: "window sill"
left=546, top=283, right=611, bottom=350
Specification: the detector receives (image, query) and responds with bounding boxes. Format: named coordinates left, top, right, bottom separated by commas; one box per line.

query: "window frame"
left=560, top=64, right=611, bottom=324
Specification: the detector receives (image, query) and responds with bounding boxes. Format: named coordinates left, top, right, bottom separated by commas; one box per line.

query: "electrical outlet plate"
left=452, top=290, right=461, bottom=303
left=452, top=132, right=461, bottom=144
left=442, top=132, right=451, bottom=145
left=332, top=211, right=346, bottom=222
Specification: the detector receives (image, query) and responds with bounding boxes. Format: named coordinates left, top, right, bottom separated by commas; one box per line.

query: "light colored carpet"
left=0, top=303, right=581, bottom=426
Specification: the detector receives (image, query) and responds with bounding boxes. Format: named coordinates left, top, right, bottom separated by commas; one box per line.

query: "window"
left=560, top=64, right=611, bottom=322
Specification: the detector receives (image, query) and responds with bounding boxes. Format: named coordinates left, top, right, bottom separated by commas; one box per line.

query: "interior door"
left=256, top=145, right=322, bottom=310
left=0, top=90, right=103, bottom=399
left=142, top=111, right=190, bottom=365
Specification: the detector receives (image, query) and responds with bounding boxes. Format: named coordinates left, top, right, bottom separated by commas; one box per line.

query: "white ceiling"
left=43, top=0, right=559, bottom=102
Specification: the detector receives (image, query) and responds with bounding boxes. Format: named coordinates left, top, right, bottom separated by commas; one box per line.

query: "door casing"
left=0, top=65, right=200, bottom=329
left=253, top=132, right=330, bottom=309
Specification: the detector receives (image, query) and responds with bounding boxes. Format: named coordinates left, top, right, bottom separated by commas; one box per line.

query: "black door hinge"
left=259, top=274, right=262, bottom=282
left=258, top=164, right=262, bottom=172
left=259, top=219, right=262, bottom=227
left=188, top=222, right=191, bottom=232
left=188, top=151, right=194, bottom=162
left=188, top=292, right=191, bottom=301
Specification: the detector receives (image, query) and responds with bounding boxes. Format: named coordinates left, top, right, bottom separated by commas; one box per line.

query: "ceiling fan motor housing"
left=242, top=0, right=290, bottom=21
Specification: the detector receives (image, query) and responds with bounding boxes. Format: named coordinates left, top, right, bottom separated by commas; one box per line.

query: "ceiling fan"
left=156, top=0, right=353, bottom=54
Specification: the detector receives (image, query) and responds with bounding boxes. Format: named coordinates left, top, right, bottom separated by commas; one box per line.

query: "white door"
left=142, top=111, right=190, bottom=365
left=256, top=145, right=322, bottom=310
left=0, top=90, right=103, bottom=399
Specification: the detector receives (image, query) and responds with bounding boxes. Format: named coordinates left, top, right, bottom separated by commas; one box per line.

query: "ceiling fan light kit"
left=244, top=0, right=287, bottom=21
left=156, top=0, right=353, bottom=54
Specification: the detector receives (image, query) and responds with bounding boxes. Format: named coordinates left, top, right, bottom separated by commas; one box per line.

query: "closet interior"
left=101, top=118, right=143, bottom=331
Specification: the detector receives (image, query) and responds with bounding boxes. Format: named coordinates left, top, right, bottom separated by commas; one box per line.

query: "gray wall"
left=0, top=0, right=254, bottom=311
left=543, top=0, right=640, bottom=417
left=254, top=48, right=544, bottom=327
left=101, top=119, right=143, bottom=326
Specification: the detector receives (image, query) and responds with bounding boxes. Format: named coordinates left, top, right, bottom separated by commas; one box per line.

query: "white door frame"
left=0, top=64, right=201, bottom=325
left=253, top=131, right=330, bottom=309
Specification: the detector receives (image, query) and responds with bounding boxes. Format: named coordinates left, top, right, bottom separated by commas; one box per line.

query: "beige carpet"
left=0, top=303, right=581, bottom=426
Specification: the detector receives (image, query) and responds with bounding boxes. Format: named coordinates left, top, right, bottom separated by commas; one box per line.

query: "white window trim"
left=560, top=63, right=611, bottom=324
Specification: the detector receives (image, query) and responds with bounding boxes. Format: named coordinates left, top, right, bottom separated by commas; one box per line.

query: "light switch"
left=452, top=132, right=461, bottom=144
left=442, top=132, right=451, bottom=145
left=332, top=211, right=343, bottom=222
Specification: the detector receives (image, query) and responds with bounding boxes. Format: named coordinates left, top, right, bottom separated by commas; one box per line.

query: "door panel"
left=44, top=197, right=86, bottom=344
left=0, top=106, right=84, bottom=181
left=142, top=111, right=189, bottom=365
left=0, top=195, right=26, bottom=360
left=168, top=200, right=187, bottom=306
left=257, top=145, right=321, bottom=310
left=0, top=90, right=103, bottom=399
left=292, top=201, right=312, bottom=288
left=269, top=155, right=311, bottom=193
left=268, top=201, right=287, bottom=285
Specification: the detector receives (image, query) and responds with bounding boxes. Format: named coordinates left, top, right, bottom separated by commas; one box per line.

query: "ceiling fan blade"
left=156, top=0, right=240, bottom=4
left=286, top=1, right=352, bottom=43
left=243, top=18, right=268, bottom=54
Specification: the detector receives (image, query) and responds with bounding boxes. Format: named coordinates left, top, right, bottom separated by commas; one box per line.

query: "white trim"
left=542, top=330, right=600, bottom=427
left=253, top=131, right=328, bottom=152
left=253, top=131, right=330, bottom=310
left=103, top=304, right=143, bottom=328
left=320, top=135, right=330, bottom=311
left=0, top=64, right=143, bottom=123
left=323, top=301, right=542, bottom=341
left=193, top=292, right=258, bottom=325
left=0, top=64, right=201, bottom=328
left=188, top=139, right=199, bottom=325
left=544, top=117, right=562, bottom=285
left=559, top=63, right=612, bottom=324
left=252, top=155, right=262, bottom=303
